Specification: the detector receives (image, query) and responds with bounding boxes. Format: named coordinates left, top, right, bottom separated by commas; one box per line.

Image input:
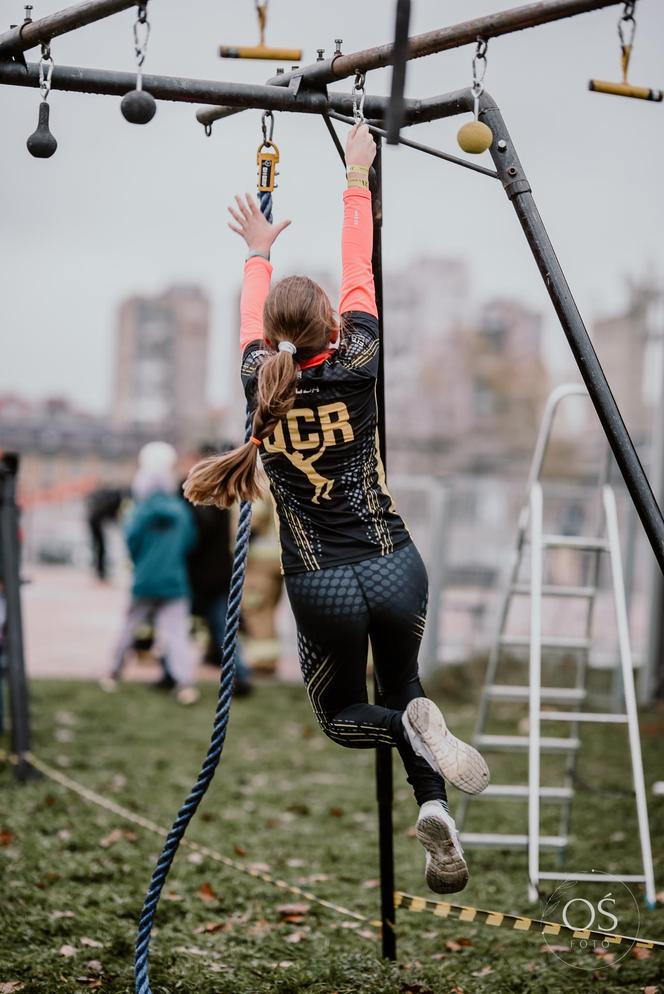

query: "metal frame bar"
left=0, top=454, right=37, bottom=781
left=385, top=0, right=411, bottom=144
left=0, top=0, right=136, bottom=59
left=604, top=485, right=657, bottom=908
left=264, top=0, right=622, bottom=89
left=527, top=482, right=544, bottom=904
left=0, top=60, right=425, bottom=120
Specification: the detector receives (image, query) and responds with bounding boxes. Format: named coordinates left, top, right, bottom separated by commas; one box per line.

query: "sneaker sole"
left=416, top=813, right=469, bottom=894
left=405, top=698, right=490, bottom=795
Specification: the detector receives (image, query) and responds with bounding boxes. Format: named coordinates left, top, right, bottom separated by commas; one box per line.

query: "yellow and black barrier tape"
left=5, top=751, right=663, bottom=950
left=394, top=892, right=664, bottom=951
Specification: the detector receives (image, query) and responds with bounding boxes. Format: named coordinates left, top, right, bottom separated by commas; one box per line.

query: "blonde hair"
left=184, top=276, right=337, bottom=507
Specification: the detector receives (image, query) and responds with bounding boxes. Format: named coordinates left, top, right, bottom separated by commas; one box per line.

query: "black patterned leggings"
left=284, top=541, right=447, bottom=806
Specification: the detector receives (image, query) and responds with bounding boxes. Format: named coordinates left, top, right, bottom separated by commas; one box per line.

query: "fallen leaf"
left=284, top=931, right=306, bottom=944
left=0, top=831, right=15, bottom=846
left=234, top=844, right=247, bottom=857
left=277, top=902, right=310, bottom=922
left=643, top=986, right=659, bottom=993
left=0, top=983, right=25, bottom=993
left=55, top=710, right=77, bottom=726
left=276, top=961, right=294, bottom=969
left=328, top=807, right=343, bottom=818
left=248, top=861, right=270, bottom=873
left=362, top=879, right=380, bottom=889
left=430, top=952, right=445, bottom=961
left=99, top=827, right=137, bottom=848
left=51, top=910, right=75, bottom=920
left=287, top=858, right=305, bottom=868
left=58, top=944, right=77, bottom=957
left=57, top=829, right=71, bottom=842
left=286, top=802, right=310, bottom=816
left=194, top=922, right=231, bottom=935
left=164, top=891, right=184, bottom=902
left=446, top=938, right=473, bottom=952
left=471, top=965, right=493, bottom=977
left=197, top=882, right=217, bottom=903
left=358, top=929, right=376, bottom=940
left=84, top=961, right=103, bottom=973
left=592, top=948, right=615, bottom=961
left=80, top=937, right=103, bottom=949
left=540, top=944, right=569, bottom=953
left=76, top=980, right=101, bottom=991
left=187, top=852, right=204, bottom=865
left=449, top=987, right=464, bottom=994
left=632, top=947, right=652, bottom=960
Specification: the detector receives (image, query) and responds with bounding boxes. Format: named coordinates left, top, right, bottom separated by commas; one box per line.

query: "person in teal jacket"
left=101, top=442, right=199, bottom=705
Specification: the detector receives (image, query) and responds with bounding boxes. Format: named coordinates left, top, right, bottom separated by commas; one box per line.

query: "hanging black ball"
left=26, top=101, right=57, bottom=159
left=121, top=89, right=157, bottom=125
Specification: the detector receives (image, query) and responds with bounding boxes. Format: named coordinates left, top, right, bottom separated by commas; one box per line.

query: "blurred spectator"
left=182, top=443, right=253, bottom=696
left=101, top=442, right=198, bottom=705
left=243, top=495, right=283, bottom=677
left=86, top=486, right=126, bottom=581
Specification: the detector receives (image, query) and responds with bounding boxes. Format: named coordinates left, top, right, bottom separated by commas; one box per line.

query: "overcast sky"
left=1, top=0, right=663, bottom=412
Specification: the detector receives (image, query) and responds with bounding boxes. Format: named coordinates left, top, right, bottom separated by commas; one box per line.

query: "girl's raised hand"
left=345, top=122, right=376, bottom=169
left=227, top=193, right=291, bottom=255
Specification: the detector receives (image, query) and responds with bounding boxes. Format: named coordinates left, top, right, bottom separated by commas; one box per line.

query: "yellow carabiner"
left=257, top=139, right=280, bottom=193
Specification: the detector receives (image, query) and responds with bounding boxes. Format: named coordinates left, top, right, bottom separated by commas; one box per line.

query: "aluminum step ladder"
left=457, top=384, right=656, bottom=906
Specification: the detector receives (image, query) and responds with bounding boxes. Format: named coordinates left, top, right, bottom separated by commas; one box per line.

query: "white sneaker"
left=175, top=686, right=200, bottom=706
left=403, top=698, right=490, bottom=795
left=416, top=800, right=469, bottom=894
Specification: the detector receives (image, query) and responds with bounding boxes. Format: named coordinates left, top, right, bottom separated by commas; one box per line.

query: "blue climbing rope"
left=134, top=189, right=274, bottom=994
left=258, top=190, right=273, bottom=223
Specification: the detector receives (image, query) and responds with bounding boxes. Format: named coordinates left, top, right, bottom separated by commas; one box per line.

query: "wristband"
left=246, top=249, right=270, bottom=262
left=347, top=163, right=370, bottom=173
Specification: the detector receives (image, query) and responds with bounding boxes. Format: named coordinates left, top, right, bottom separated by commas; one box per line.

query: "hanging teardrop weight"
left=26, top=101, right=57, bottom=158
left=121, top=88, right=157, bottom=124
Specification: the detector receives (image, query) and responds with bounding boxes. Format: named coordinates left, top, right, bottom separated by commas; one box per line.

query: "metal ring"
left=261, top=110, right=274, bottom=142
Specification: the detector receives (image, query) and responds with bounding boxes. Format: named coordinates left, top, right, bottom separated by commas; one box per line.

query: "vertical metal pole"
left=0, top=454, right=36, bottom=781
left=481, top=95, right=664, bottom=575
left=371, top=141, right=397, bottom=960
left=527, top=483, right=543, bottom=904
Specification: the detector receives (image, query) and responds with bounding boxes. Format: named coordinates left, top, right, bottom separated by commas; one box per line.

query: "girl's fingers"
left=227, top=222, right=244, bottom=236
left=246, top=194, right=260, bottom=215
left=234, top=194, right=251, bottom=220
left=273, top=218, right=291, bottom=237
left=227, top=205, right=245, bottom=226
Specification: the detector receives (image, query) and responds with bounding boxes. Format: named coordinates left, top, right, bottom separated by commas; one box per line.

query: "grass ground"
left=1, top=674, right=663, bottom=994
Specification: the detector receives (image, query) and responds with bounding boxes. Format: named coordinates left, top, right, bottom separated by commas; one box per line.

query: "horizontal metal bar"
left=196, top=86, right=475, bottom=130
left=0, top=61, right=418, bottom=118
left=486, top=685, right=586, bottom=703
left=540, top=534, right=609, bottom=551
left=477, top=784, right=574, bottom=800
left=460, top=832, right=568, bottom=850
left=500, top=635, right=590, bottom=650
left=264, top=0, right=622, bottom=89
left=475, top=734, right=580, bottom=751
left=510, top=583, right=596, bottom=598
left=0, top=0, right=135, bottom=58
left=538, top=872, right=646, bottom=882
left=540, top=710, right=628, bottom=722
left=327, top=111, right=498, bottom=180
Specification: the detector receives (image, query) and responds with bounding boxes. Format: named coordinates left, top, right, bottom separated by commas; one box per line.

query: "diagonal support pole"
left=0, top=0, right=136, bottom=59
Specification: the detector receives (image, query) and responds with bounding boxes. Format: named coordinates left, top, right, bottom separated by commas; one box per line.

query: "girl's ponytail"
left=183, top=349, right=298, bottom=508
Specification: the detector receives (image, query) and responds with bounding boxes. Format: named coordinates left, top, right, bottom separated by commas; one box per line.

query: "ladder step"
left=538, top=872, right=647, bottom=883
left=476, top=734, right=580, bottom=752
left=510, top=583, right=596, bottom=598
left=540, top=711, right=629, bottom=723
left=540, top=534, right=610, bottom=552
left=486, top=685, right=586, bottom=704
left=499, top=635, right=591, bottom=651
left=477, top=784, right=573, bottom=801
left=460, top=832, right=568, bottom=851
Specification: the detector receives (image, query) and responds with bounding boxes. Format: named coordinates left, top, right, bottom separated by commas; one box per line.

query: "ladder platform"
left=460, top=832, right=568, bottom=851
left=486, top=685, right=586, bottom=704
left=539, top=710, right=628, bottom=723
left=540, top=534, right=610, bottom=552
left=499, top=635, right=590, bottom=651
left=510, top=583, right=595, bottom=598
left=476, top=734, right=580, bottom=752
left=477, top=784, right=573, bottom=801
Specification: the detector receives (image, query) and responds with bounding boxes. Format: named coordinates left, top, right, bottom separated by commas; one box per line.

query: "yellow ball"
left=457, top=120, right=493, bottom=154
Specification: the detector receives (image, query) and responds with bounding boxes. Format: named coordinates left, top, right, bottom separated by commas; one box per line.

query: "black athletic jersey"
left=241, top=311, right=410, bottom=574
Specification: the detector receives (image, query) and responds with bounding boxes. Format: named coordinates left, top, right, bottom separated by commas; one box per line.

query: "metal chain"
left=132, top=1, right=151, bottom=90
left=352, top=71, right=366, bottom=123
left=38, top=42, right=54, bottom=101
left=471, top=37, right=488, bottom=120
